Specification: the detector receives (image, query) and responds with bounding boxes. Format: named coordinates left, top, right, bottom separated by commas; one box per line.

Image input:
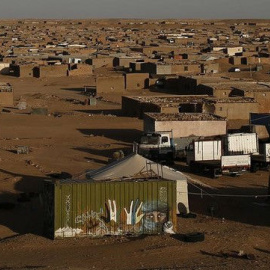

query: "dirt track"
left=1, top=75, right=270, bottom=269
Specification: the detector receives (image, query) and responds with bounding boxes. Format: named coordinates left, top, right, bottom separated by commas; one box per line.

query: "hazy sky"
left=0, top=0, right=269, bottom=19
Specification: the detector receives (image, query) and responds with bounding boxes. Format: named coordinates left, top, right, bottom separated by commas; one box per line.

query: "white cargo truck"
left=251, top=143, right=270, bottom=172
left=225, top=133, right=258, bottom=155
left=186, top=140, right=222, bottom=165
left=186, top=138, right=251, bottom=178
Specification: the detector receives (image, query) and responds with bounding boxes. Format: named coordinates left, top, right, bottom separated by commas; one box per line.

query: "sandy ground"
left=1, top=74, right=270, bottom=269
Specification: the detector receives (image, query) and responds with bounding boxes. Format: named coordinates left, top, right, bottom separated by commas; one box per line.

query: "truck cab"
left=136, top=132, right=174, bottom=163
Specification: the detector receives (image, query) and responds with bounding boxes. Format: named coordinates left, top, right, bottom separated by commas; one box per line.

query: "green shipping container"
left=43, top=179, right=177, bottom=239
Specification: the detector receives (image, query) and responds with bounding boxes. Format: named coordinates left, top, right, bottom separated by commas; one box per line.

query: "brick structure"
left=10, top=63, right=37, bottom=78
left=144, top=112, right=227, bottom=138
left=35, top=64, right=68, bottom=78
left=202, top=97, right=258, bottom=120
left=96, top=75, right=125, bottom=93
left=125, top=73, right=149, bottom=90
left=87, top=57, right=114, bottom=69
left=121, top=95, right=207, bottom=118
left=140, top=62, right=200, bottom=75
left=68, top=64, right=93, bottom=76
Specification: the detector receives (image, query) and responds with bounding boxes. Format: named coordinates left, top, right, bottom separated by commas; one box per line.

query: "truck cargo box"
left=259, top=143, right=270, bottom=163
left=187, top=140, right=222, bottom=164
left=226, top=133, right=258, bottom=155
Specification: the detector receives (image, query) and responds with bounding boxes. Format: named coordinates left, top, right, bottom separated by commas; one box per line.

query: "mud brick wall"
left=203, top=102, right=259, bottom=120
left=125, top=73, right=149, bottom=90
left=121, top=96, right=161, bottom=118
left=38, top=65, right=68, bottom=78
left=96, top=75, right=125, bottom=93
left=10, top=64, right=36, bottom=78
left=144, top=116, right=227, bottom=138
left=68, top=64, right=93, bottom=76
left=89, top=57, right=114, bottom=69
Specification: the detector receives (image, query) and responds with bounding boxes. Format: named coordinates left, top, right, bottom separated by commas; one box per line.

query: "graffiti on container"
left=107, top=199, right=117, bottom=222
left=65, top=195, right=71, bottom=226
left=124, top=199, right=144, bottom=225
left=75, top=208, right=109, bottom=236
left=55, top=227, right=83, bottom=238
left=159, top=187, right=167, bottom=203
left=141, top=201, right=168, bottom=233
left=58, top=198, right=173, bottom=237
left=75, top=209, right=104, bottom=224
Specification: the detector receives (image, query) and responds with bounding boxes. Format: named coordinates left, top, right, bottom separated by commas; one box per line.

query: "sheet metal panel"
left=43, top=180, right=177, bottom=239
left=227, top=133, right=258, bottom=155
left=194, top=140, right=222, bottom=161
left=221, top=155, right=251, bottom=169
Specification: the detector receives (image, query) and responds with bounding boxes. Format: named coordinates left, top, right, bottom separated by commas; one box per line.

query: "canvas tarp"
left=85, top=153, right=189, bottom=214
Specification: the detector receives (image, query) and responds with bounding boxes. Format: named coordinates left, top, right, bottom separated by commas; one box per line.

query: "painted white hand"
left=124, top=200, right=133, bottom=225
left=108, top=199, right=117, bottom=222
left=124, top=199, right=144, bottom=225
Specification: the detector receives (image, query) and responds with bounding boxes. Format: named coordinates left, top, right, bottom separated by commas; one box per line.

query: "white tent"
left=85, top=153, right=189, bottom=214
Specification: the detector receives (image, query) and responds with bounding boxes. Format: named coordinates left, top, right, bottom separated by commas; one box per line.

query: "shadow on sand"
left=187, top=179, right=270, bottom=227
left=77, top=128, right=142, bottom=143
left=0, top=169, right=46, bottom=239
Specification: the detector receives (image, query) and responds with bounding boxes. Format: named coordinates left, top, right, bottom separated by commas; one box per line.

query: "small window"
left=219, top=107, right=223, bottom=111
left=161, top=136, right=169, bottom=143
left=184, top=66, right=188, bottom=71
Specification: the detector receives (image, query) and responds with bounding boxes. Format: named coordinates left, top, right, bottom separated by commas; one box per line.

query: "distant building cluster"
left=0, top=19, right=269, bottom=122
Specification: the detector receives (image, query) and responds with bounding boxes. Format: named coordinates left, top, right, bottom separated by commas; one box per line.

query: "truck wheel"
left=211, top=168, right=220, bottom=178
left=183, top=232, right=205, bottom=242
left=190, top=161, right=198, bottom=173
left=251, top=163, right=259, bottom=173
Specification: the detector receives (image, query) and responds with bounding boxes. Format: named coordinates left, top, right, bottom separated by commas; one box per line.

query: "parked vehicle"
left=134, top=131, right=175, bottom=164
left=225, top=133, right=258, bottom=155
left=135, top=130, right=200, bottom=164
left=186, top=138, right=251, bottom=178
left=135, top=130, right=200, bottom=163
left=251, top=143, right=270, bottom=172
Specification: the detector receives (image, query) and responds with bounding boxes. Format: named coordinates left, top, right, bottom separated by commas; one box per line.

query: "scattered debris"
left=17, top=145, right=29, bottom=154
left=52, top=112, right=62, bottom=117
left=200, top=250, right=256, bottom=260
left=221, top=250, right=256, bottom=260
left=31, top=107, right=48, bottom=115
left=17, top=101, right=27, bottom=110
